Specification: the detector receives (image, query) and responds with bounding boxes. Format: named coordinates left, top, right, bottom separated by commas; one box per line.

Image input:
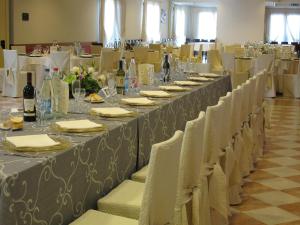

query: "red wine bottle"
left=23, top=72, right=36, bottom=122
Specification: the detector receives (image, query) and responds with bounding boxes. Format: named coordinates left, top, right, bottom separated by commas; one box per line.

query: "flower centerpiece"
left=64, top=65, right=101, bottom=97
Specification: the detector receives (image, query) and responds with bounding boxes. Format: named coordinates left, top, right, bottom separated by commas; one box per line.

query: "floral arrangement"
left=64, top=65, right=100, bottom=95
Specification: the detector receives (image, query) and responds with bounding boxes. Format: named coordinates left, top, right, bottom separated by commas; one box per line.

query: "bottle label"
left=24, top=99, right=35, bottom=112
left=116, top=76, right=125, bottom=87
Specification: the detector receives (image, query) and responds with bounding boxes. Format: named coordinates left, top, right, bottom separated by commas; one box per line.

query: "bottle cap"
left=53, top=67, right=59, bottom=72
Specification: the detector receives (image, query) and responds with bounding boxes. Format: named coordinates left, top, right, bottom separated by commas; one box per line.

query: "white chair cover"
left=228, top=87, right=243, bottom=205
left=98, top=131, right=184, bottom=225
left=283, top=62, right=300, bottom=98
left=2, top=50, right=35, bottom=97
left=11, top=45, right=26, bottom=54
left=207, top=50, right=224, bottom=74
left=174, top=112, right=209, bottom=225
left=221, top=53, right=235, bottom=75
left=49, top=51, right=70, bottom=74
left=202, top=101, right=229, bottom=225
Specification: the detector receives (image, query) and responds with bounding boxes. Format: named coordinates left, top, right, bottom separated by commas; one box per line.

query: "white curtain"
left=174, top=6, right=187, bottom=45
left=197, top=10, right=217, bottom=40
left=103, top=0, right=121, bottom=45
left=146, top=1, right=161, bottom=42
left=266, top=8, right=300, bottom=43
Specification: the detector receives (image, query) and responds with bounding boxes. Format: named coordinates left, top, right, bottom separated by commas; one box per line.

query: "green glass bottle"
left=116, top=60, right=125, bottom=95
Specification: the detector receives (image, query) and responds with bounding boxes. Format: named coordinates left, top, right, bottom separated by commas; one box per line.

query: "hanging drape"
left=141, top=0, right=148, bottom=40
left=0, top=0, right=9, bottom=67
left=100, top=0, right=125, bottom=45
left=174, top=6, right=188, bottom=45
left=265, top=8, right=300, bottom=43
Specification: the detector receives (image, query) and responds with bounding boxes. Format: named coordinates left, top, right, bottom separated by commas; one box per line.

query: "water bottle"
left=40, top=68, right=54, bottom=118
left=128, top=57, right=138, bottom=92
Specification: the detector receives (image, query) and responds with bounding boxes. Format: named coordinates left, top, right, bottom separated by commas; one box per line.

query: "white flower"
left=71, top=66, right=80, bottom=74
left=88, top=67, right=95, bottom=74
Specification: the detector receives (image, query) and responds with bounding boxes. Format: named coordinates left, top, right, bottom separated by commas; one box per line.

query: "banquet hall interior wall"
left=9, top=0, right=267, bottom=45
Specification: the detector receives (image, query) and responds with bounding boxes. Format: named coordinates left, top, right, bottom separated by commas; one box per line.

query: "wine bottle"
left=163, top=54, right=170, bottom=82
left=116, top=60, right=126, bottom=95
left=23, top=72, right=36, bottom=122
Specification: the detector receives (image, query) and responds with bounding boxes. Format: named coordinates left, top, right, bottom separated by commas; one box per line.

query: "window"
left=146, top=1, right=161, bottom=42
left=269, top=14, right=285, bottom=43
left=198, top=11, right=217, bottom=40
left=175, top=8, right=186, bottom=45
left=104, top=0, right=120, bottom=44
left=268, top=13, right=300, bottom=43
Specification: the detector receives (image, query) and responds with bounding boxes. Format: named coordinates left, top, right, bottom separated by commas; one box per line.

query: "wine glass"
left=78, top=88, right=86, bottom=112
left=0, top=111, right=11, bottom=141
left=72, top=80, right=81, bottom=112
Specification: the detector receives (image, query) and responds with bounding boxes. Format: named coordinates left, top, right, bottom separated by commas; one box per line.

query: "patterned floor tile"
left=277, top=221, right=300, bottom=225
left=282, top=187, right=300, bottom=198
left=234, top=195, right=271, bottom=211
left=257, top=177, right=300, bottom=190
left=266, top=157, right=300, bottom=166
left=251, top=191, right=300, bottom=206
left=248, top=170, right=278, bottom=181
left=286, top=175, right=300, bottom=183
left=279, top=202, right=300, bottom=217
left=245, top=207, right=300, bottom=225
left=273, top=150, right=300, bottom=157
left=243, top=182, right=275, bottom=194
left=262, top=167, right=300, bottom=178
left=230, top=213, right=267, bottom=225
left=256, top=160, right=282, bottom=169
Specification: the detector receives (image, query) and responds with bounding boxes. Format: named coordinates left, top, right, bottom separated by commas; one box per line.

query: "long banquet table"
left=0, top=74, right=231, bottom=225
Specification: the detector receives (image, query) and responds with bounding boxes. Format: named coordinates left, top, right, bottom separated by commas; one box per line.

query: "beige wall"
left=217, top=0, right=265, bottom=44
left=12, top=0, right=99, bottom=44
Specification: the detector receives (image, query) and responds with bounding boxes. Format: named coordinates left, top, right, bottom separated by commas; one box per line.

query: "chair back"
left=207, top=49, right=223, bottom=72
left=99, top=49, right=120, bottom=73
left=11, top=45, right=26, bottom=54
left=248, top=77, right=257, bottom=114
left=149, top=44, right=162, bottom=53
left=180, top=44, right=193, bottom=61
left=254, top=54, right=274, bottom=75
left=49, top=51, right=70, bottom=74
left=177, top=112, right=206, bottom=201
left=91, top=45, right=102, bottom=55
left=202, top=101, right=225, bottom=165
left=221, top=53, right=235, bottom=74
left=230, top=87, right=242, bottom=135
left=240, top=83, right=250, bottom=123
left=139, top=131, right=184, bottom=225
left=3, top=50, right=18, bottom=71
left=219, top=92, right=232, bottom=148
left=133, top=47, right=148, bottom=64
left=0, top=47, right=4, bottom=68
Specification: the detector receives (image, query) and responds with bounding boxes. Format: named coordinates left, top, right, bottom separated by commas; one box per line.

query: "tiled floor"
left=230, top=97, right=300, bottom=225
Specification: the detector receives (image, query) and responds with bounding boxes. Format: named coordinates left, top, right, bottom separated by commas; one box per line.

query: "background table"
left=0, top=74, right=231, bottom=225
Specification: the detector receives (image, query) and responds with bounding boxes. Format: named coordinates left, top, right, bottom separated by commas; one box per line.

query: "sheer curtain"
left=174, top=7, right=187, bottom=45
left=266, top=8, right=300, bottom=43
left=146, top=1, right=161, bottom=42
left=102, top=0, right=122, bottom=45
left=197, top=10, right=217, bottom=40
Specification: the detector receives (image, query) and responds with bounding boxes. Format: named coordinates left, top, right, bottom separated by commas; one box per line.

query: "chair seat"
left=70, top=210, right=138, bottom=225
left=97, top=180, right=145, bottom=219
left=131, top=165, right=148, bottom=183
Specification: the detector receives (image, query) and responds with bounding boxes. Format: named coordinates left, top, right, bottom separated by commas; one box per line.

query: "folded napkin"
left=121, top=97, right=155, bottom=106
left=55, top=120, right=103, bottom=131
left=188, top=77, right=214, bottom=82
left=91, top=107, right=134, bottom=117
left=6, top=134, right=60, bottom=148
left=198, top=73, right=222, bottom=78
left=140, top=90, right=172, bottom=98
left=159, top=85, right=189, bottom=92
left=174, top=81, right=202, bottom=86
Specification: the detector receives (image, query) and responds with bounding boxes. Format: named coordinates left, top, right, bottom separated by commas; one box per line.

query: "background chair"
left=283, top=62, right=300, bottom=98
left=2, top=50, right=35, bottom=97
left=11, top=45, right=26, bottom=54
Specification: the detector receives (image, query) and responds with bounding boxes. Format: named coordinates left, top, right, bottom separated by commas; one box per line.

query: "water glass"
left=0, top=111, right=11, bottom=141
left=35, top=90, right=46, bottom=127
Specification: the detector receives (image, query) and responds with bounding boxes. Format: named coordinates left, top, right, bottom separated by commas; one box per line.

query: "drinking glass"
left=35, top=90, right=46, bottom=127
left=72, top=80, right=81, bottom=112
left=0, top=111, right=11, bottom=141
left=78, top=88, right=86, bottom=112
